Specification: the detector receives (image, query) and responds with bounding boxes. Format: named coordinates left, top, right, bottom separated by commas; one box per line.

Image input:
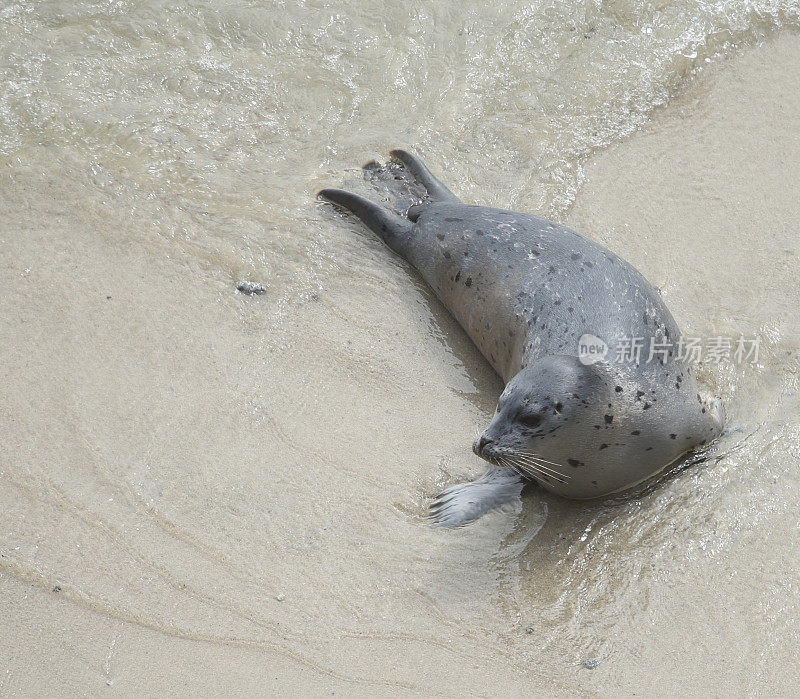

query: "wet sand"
left=2, top=28, right=799, bottom=697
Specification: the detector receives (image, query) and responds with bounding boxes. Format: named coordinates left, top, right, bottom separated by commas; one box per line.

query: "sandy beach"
left=1, top=3, right=799, bottom=695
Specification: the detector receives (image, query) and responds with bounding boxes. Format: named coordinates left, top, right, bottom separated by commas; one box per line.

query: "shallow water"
left=1, top=1, right=799, bottom=694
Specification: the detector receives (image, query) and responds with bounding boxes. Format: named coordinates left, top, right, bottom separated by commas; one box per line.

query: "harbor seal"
left=319, top=150, right=724, bottom=526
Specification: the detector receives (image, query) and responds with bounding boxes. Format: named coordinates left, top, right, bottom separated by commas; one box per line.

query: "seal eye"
left=518, top=412, right=542, bottom=429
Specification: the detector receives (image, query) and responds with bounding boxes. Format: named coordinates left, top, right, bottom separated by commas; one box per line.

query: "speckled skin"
left=320, top=150, right=724, bottom=508
left=400, top=202, right=673, bottom=381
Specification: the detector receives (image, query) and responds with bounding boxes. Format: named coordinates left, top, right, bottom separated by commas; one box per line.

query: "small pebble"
left=524, top=626, right=534, bottom=634
left=237, top=280, right=266, bottom=295
left=582, top=658, right=600, bottom=670
left=275, top=594, right=285, bottom=602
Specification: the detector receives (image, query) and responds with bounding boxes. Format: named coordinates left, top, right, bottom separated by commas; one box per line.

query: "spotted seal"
left=319, top=150, right=724, bottom=526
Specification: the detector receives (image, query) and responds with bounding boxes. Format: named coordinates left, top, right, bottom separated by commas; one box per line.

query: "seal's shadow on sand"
left=330, top=166, right=504, bottom=412
left=411, top=277, right=505, bottom=411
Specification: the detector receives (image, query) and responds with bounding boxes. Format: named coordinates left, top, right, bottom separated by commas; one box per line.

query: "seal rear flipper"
left=406, top=204, right=426, bottom=222
left=430, top=466, right=524, bottom=528
left=318, top=188, right=413, bottom=254
left=389, top=149, right=460, bottom=203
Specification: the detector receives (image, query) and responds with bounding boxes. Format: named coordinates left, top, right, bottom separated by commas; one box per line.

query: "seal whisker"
left=511, top=452, right=564, bottom=469
left=497, top=456, right=518, bottom=474
left=520, top=459, right=570, bottom=479
left=499, top=456, right=536, bottom=480
left=502, top=454, right=568, bottom=484
left=516, top=462, right=567, bottom=484
left=527, top=462, right=571, bottom=482
left=502, top=452, right=571, bottom=480
left=519, top=452, right=571, bottom=469
left=513, top=453, right=572, bottom=478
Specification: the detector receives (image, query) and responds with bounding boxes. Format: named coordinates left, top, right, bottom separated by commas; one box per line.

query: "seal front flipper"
left=430, top=467, right=524, bottom=528
left=318, top=188, right=413, bottom=255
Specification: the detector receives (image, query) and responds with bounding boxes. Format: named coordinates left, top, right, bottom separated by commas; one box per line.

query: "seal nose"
left=477, top=436, right=493, bottom=454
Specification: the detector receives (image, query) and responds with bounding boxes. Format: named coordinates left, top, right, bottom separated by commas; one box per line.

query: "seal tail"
left=318, top=188, right=413, bottom=253
left=389, top=149, right=460, bottom=203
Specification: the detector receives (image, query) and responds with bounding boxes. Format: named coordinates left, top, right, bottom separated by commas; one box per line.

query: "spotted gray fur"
left=319, top=150, right=724, bottom=527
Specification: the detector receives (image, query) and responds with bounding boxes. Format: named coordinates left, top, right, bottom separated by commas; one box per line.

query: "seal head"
left=474, top=356, right=604, bottom=464
left=474, top=353, right=723, bottom=500
left=472, top=356, right=626, bottom=495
